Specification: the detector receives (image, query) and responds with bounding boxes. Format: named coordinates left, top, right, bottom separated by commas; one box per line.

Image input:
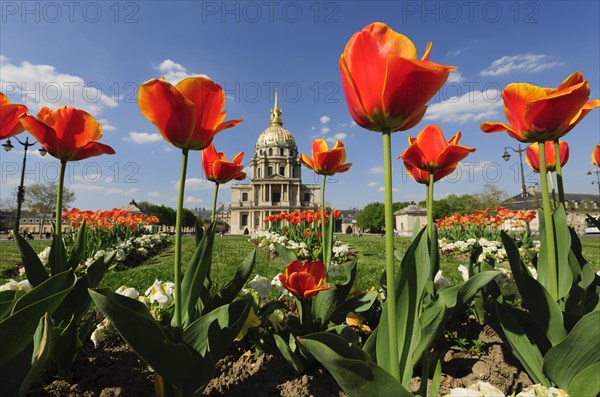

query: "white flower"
left=268, top=309, right=286, bottom=332
left=458, top=265, right=470, bottom=281
left=327, top=262, right=341, bottom=278
left=271, top=274, right=289, bottom=296
left=0, top=279, right=18, bottom=292
left=17, top=280, right=32, bottom=293
left=444, top=388, right=484, bottom=397
left=444, top=381, right=504, bottom=397
left=527, top=266, right=538, bottom=280
left=434, top=270, right=451, bottom=289
left=115, top=249, right=127, bottom=262
left=115, top=286, right=140, bottom=300
left=37, top=247, right=51, bottom=265
left=248, top=275, right=271, bottom=299
left=90, top=318, right=113, bottom=347
left=475, top=381, right=504, bottom=397
left=145, top=280, right=175, bottom=309
left=517, top=384, right=569, bottom=397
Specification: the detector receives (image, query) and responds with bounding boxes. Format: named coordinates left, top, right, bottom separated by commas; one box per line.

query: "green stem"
left=174, top=149, right=189, bottom=328
left=554, top=139, right=565, bottom=206
left=427, top=174, right=434, bottom=243
left=382, top=130, right=400, bottom=381
left=320, top=175, right=327, bottom=265
left=538, top=143, right=558, bottom=300
left=54, top=160, right=67, bottom=267
left=548, top=172, right=556, bottom=209
left=211, top=183, right=220, bottom=223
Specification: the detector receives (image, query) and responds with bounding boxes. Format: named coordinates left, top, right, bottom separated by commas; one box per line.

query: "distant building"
left=226, top=94, right=320, bottom=234
left=395, top=203, right=427, bottom=237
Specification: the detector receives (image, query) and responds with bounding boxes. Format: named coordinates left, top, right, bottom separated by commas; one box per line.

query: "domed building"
left=227, top=94, right=320, bottom=234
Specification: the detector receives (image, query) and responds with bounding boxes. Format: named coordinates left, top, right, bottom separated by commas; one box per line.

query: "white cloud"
left=320, top=127, right=331, bottom=134
left=378, top=187, right=399, bottom=192
left=163, top=147, right=173, bottom=152
left=98, top=118, right=117, bottom=132
left=71, top=184, right=138, bottom=196
left=185, top=196, right=204, bottom=205
left=175, top=178, right=212, bottom=191
left=123, top=131, right=163, bottom=144
left=425, top=89, right=502, bottom=124
left=148, top=191, right=161, bottom=198
left=367, top=182, right=379, bottom=187
left=320, top=115, right=331, bottom=124
left=325, top=132, right=348, bottom=144
left=0, top=55, right=117, bottom=114
left=156, top=59, right=209, bottom=84
left=446, top=49, right=462, bottom=57
left=447, top=71, right=464, bottom=83
left=369, top=166, right=384, bottom=175
left=480, top=54, right=563, bottom=77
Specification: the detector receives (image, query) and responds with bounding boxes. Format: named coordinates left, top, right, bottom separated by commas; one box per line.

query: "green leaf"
left=322, top=215, right=335, bottom=270
left=543, top=311, right=600, bottom=389
left=0, top=271, right=75, bottom=367
left=567, top=361, right=600, bottom=397
left=496, top=303, right=549, bottom=385
left=430, top=359, right=442, bottom=397
left=51, top=315, right=79, bottom=371
left=275, top=243, right=297, bottom=263
left=48, top=232, right=67, bottom=275
left=0, top=290, right=17, bottom=320
left=298, top=333, right=413, bottom=397
left=195, top=218, right=204, bottom=247
left=312, top=260, right=358, bottom=327
left=203, top=250, right=255, bottom=313
left=66, top=221, right=86, bottom=270
left=19, top=314, right=52, bottom=396
left=328, top=291, right=378, bottom=324
left=411, top=305, right=447, bottom=367
left=436, top=271, right=500, bottom=315
left=89, top=288, right=197, bottom=388
left=13, top=229, right=49, bottom=286
left=501, top=232, right=567, bottom=346
left=179, top=221, right=217, bottom=327
left=274, top=333, right=304, bottom=375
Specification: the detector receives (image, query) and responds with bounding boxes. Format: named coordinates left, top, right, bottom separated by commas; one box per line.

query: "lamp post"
left=588, top=169, right=600, bottom=197
left=2, top=137, right=47, bottom=233
left=503, top=144, right=531, bottom=236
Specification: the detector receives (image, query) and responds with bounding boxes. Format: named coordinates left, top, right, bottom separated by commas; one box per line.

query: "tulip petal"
left=138, top=79, right=196, bottom=148
left=211, top=161, right=245, bottom=184
left=303, top=261, right=327, bottom=285
left=592, top=144, right=600, bottom=167
left=286, top=260, right=305, bottom=277
left=564, top=99, right=600, bottom=134
left=398, top=143, right=427, bottom=170
left=300, top=153, right=315, bottom=170
left=312, top=139, right=329, bottom=158
left=435, top=144, right=476, bottom=171
left=215, top=118, right=244, bottom=134
left=0, top=93, right=8, bottom=106
left=231, top=151, right=244, bottom=164
left=557, top=72, right=583, bottom=91
left=288, top=272, right=316, bottom=298
left=314, top=147, right=346, bottom=175
left=49, top=106, right=103, bottom=151
left=415, top=125, right=448, bottom=164
left=501, top=83, right=545, bottom=135
left=0, top=103, right=27, bottom=139
left=304, top=284, right=331, bottom=299
left=71, top=142, right=116, bottom=161
left=334, top=163, right=352, bottom=174
left=18, top=114, right=60, bottom=156
left=526, top=143, right=541, bottom=173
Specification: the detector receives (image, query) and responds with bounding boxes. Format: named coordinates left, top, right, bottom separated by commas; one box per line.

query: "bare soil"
left=28, top=316, right=532, bottom=397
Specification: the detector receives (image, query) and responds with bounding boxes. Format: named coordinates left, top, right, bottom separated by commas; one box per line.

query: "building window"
left=279, top=166, right=285, bottom=176
left=293, top=168, right=297, bottom=178
left=241, top=214, right=248, bottom=226
left=280, top=148, right=284, bottom=156
left=242, top=192, right=248, bottom=201
left=258, top=168, right=261, bottom=177
left=268, top=167, right=273, bottom=176
left=304, top=192, right=310, bottom=202
left=269, top=148, right=273, bottom=156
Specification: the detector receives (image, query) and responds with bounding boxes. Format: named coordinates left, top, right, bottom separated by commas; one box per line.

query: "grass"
left=1, top=234, right=598, bottom=293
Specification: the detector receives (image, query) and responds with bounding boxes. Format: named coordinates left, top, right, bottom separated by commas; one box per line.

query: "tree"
left=356, top=202, right=384, bottom=232
left=24, top=182, right=75, bottom=237
left=473, top=183, right=509, bottom=210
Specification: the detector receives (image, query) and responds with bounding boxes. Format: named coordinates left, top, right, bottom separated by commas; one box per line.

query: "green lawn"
left=2, top=235, right=598, bottom=293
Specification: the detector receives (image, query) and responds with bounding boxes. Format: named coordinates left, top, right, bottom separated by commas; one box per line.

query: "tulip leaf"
left=274, top=333, right=304, bottom=375
left=203, top=250, right=255, bottom=313
left=195, top=218, right=204, bottom=247
left=436, top=271, right=500, bottom=315
left=567, top=361, right=600, bottom=397
left=0, top=340, right=34, bottom=396
left=322, top=215, right=335, bottom=270
left=66, top=221, right=86, bottom=271
left=312, top=259, right=358, bottom=327
left=13, top=229, right=49, bottom=287
left=0, top=271, right=75, bottom=367
left=543, top=310, right=600, bottom=389
left=376, top=227, right=429, bottom=386
left=501, top=232, right=567, bottom=346
left=48, top=232, right=67, bottom=275
left=19, top=314, right=52, bottom=396
left=328, top=291, right=378, bottom=324
left=0, top=290, right=17, bottom=320
left=496, top=303, right=549, bottom=385
left=179, top=221, right=216, bottom=327
left=298, top=333, right=413, bottom=397
left=89, top=288, right=197, bottom=388
left=275, top=243, right=297, bottom=263
left=411, top=304, right=447, bottom=367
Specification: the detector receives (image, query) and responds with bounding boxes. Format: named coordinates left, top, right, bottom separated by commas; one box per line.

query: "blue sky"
left=1, top=1, right=599, bottom=211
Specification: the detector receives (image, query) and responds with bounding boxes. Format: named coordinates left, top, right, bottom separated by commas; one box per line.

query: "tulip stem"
left=538, top=143, right=558, bottom=300
left=548, top=172, right=557, bottom=209
left=212, top=184, right=220, bottom=223
left=320, top=175, right=327, bottom=267
left=54, top=159, right=67, bottom=268
left=427, top=174, right=434, bottom=243
left=554, top=139, right=565, bottom=206
left=382, top=130, right=400, bottom=381
left=174, top=148, right=189, bottom=328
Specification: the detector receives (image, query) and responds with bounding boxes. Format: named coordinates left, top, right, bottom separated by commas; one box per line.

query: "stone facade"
left=394, top=204, right=427, bottom=237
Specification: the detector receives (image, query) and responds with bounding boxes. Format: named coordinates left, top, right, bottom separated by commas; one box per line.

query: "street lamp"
left=2, top=137, right=46, bottom=233
left=502, top=144, right=529, bottom=211
left=587, top=169, right=600, bottom=197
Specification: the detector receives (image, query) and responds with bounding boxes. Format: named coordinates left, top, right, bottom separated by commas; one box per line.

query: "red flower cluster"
left=279, top=260, right=330, bottom=299
left=436, top=208, right=536, bottom=229
left=263, top=209, right=340, bottom=225
left=62, top=208, right=159, bottom=231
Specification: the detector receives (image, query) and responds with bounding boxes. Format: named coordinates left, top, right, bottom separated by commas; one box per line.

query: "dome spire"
left=270, top=90, right=283, bottom=126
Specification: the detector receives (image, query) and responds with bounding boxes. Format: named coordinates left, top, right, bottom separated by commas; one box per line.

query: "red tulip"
left=0, top=92, right=28, bottom=139
left=339, top=22, right=455, bottom=133
left=138, top=76, right=242, bottom=150
left=398, top=124, right=475, bottom=175
left=278, top=260, right=330, bottom=299
left=300, top=139, right=352, bottom=176
left=525, top=141, right=569, bottom=173
left=481, top=72, right=599, bottom=142
left=403, top=162, right=458, bottom=185
left=19, top=106, right=115, bottom=161
left=593, top=144, right=600, bottom=167
left=201, top=142, right=246, bottom=184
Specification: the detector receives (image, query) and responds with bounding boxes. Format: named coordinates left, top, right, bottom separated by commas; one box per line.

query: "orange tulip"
left=398, top=124, right=475, bottom=174
left=481, top=72, right=599, bottom=142
left=138, top=76, right=242, bottom=150
left=300, top=139, right=352, bottom=176
left=278, top=260, right=330, bottom=299
left=201, top=142, right=246, bottom=184
left=0, top=92, right=28, bottom=139
left=403, top=161, right=458, bottom=185
left=526, top=141, right=569, bottom=173
left=593, top=144, right=600, bottom=167
left=339, top=22, right=455, bottom=133
left=19, top=106, right=115, bottom=161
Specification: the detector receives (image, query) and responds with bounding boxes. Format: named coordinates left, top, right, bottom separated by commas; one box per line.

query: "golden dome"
left=256, top=92, right=296, bottom=148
